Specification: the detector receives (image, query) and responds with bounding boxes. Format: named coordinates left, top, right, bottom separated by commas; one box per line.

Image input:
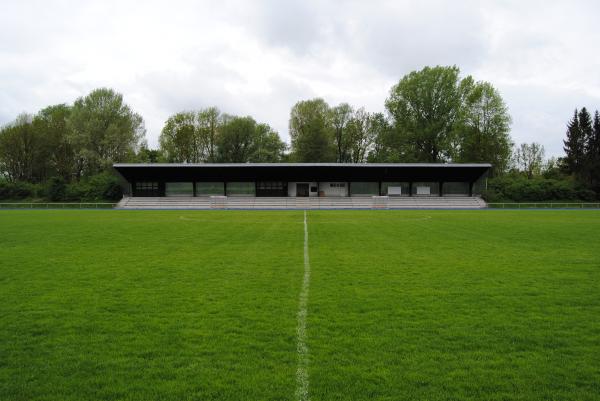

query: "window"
left=227, top=182, right=255, bottom=196
left=165, top=182, right=193, bottom=197
left=257, top=181, right=284, bottom=190
left=135, top=182, right=159, bottom=196
left=330, top=183, right=346, bottom=188
left=350, top=182, right=379, bottom=196
left=443, top=182, right=469, bottom=196
left=135, top=182, right=158, bottom=191
left=196, top=182, right=224, bottom=196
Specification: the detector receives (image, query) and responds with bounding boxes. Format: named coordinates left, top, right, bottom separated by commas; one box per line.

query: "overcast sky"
left=1, top=0, right=600, bottom=157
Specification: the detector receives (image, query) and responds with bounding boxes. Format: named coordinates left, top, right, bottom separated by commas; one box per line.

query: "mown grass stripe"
left=295, top=210, right=310, bottom=401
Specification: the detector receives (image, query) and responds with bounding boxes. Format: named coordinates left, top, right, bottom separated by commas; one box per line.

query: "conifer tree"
left=578, top=108, right=594, bottom=184
left=589, top=110, right=600, bottom=188
left=563, top=109, right=584, bottom=176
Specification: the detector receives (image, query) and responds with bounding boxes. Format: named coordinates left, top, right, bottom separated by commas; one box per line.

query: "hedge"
left=0, top=173, right=122, bottom=202
left=482, top=176, right=597, bottom=202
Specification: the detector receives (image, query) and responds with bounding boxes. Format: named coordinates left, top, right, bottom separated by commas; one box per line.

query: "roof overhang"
left=113, top=163, right=491, bottom=183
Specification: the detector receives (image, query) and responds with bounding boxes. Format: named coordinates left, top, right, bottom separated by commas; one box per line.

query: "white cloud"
left=1, top=0, right=599, bottom=157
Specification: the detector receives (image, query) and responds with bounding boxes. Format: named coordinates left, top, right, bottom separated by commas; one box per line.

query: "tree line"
left=0, top=65, right=598, bottom=201
left=287, top=66, right=513, bottom=176
left=158, top=109, right=286, bottom=163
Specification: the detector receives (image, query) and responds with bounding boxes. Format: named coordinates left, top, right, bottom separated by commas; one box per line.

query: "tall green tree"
left=198, top=107, right=221, bottom=162
left=68, top=88, right=145, bottom=177
left=385, top=66, right=466, bottom=162
left=346, top=108, right=376, bottom=163
left=136, top=143, right=165, bottom=163
left=330, top=103, right=353, bottom=163
left=250, top=123, right=286, bottom=162
left=32, top=104, right=75, bottom=181
left=367, top=114, right=407, bottom=162
left=217, top=116, right=256, bottom=163
left=563, top=109, right=585, bottom=177
left=289, top=98, right=335, bottom=162
left=0, top=114, right=47, bottom=182
left=514, top=142, right=545, bottom=179
left=455, top=81, right=513, bottom=174
left=586, top=110, right=600, bottom=188
left=159, top=111, right=204, bottom=163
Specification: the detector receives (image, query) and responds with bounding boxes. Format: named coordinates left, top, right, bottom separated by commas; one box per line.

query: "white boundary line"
left=295, top=210, right=310, bottom=401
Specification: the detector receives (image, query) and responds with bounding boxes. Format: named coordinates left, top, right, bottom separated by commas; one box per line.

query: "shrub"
left=46, top=177, right=67, bottom=201
left=0, top=180, right=42, bottom=200
left=484, top=175, right=597, bottom=202
left=64, top=173, right=123, bottom=201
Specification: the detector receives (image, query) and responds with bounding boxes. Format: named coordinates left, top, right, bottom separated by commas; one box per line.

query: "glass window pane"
left=443, top=182, right=469, bottom=196
left=166, top=182, right=193, bottom=197
left=350, top=182, right=379, bottom=196
left=196, top=182, right=224, bottom=196
left=227, top=182, right=255, bottom=196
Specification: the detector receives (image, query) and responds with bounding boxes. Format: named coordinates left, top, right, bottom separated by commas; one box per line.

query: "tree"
left=587, top=110, right=600, bottom=188
left=514, top=142, right=545, bottom=179
left=455, top=81, right=513, bottom=175
left=0, top=114, right=48, bottom=182
left=385, top=66, right=465, bottom=162
left=367, top=114, right=409, bottom=162
left=346, top=108, right=376, bottom=163
left=198, top=107, right=221, bottom=162
left=136, top=143, right=165, bottom=163
left=217, top=116, right=257, bottom=162
left=250, top=123, right=286, bottom=162
left=68, top=88, right=145, bottom=177
left=289, top=98, right=335, bottom=162
left=159, top=111, right=204, bottom=163
left=330, top=103, right=353, bottom=162
left=563, top=109, right=585, bottom=177
left=32, top=104, right=75, bottom=181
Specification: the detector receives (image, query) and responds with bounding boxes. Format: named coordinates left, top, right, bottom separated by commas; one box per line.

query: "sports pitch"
left=0, top=210, right=599, bottom=400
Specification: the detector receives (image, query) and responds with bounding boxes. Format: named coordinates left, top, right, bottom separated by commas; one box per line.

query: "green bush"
left=46, top=177, right=67, bottom=201
left=483, top=175, right=597, bottom=202
left=0, top=173, right=122, bottom=202
left=65, top=173, right=122, bottom=201
left=0, top=180, right=43, bottom=200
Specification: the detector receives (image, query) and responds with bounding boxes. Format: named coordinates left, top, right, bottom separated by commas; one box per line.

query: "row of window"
left=136, top=182, right=158, bottom=190
left=135, top=181, right=474, bottom=196
left=257, top=182, right=285, bottom=190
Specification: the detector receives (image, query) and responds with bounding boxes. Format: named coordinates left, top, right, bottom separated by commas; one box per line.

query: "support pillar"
left=378, top=181, right=382, bottom=196
left=439, top=181, right=444, bottom=197
left=224, top=182, right=227, bottom=196
left=469, top=182, right=474, bottom=197
left=409, top=182, right=413, bottom=197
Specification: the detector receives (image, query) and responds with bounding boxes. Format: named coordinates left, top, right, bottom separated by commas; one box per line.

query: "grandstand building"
left=113, top=163, right=491, bottom=209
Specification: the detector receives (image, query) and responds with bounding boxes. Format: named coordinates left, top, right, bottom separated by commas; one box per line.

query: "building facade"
left=113, top=163, right=490, bottom=198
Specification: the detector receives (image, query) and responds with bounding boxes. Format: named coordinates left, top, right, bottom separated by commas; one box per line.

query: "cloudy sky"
left=1, top=0, right=600, bottom=157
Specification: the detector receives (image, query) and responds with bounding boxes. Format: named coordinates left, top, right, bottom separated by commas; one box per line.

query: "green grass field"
left=0, top=210, right=599, bottom=400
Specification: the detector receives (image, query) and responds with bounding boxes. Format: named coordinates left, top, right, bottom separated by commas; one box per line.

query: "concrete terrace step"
left=117, top=196, right=487, bottom=210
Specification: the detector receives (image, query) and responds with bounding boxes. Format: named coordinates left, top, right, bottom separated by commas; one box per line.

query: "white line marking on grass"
left=295, top=210, right=311, bottom=401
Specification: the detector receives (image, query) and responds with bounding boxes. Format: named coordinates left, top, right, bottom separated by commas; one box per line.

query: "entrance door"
left=296, top=183, right=309, bottom=197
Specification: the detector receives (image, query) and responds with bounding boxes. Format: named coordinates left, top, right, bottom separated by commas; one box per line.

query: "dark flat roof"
left=114, top=162, right=491, bottom=168
left=114, top=163, right=491, bottom=183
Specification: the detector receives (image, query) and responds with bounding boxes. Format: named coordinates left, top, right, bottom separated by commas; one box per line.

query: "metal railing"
left=487, top=202, right=600, bottom=209
left=0, top=202, right=117, bottom=209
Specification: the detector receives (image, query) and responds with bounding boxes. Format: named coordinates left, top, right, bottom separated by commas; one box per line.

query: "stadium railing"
left=487, top=202, right=600, bottom=209
left=0, top=202, right=117, bottom=209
